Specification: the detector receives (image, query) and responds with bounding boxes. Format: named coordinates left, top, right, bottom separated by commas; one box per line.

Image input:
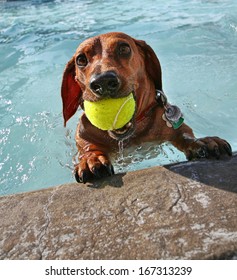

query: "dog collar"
left=135, top=100, right=158, bottom=123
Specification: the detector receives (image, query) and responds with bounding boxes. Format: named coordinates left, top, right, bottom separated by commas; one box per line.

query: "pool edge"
left=0, top=154, right=237, bottom=259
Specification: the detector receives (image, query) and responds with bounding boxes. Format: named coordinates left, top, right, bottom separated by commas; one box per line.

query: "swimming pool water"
left=0, top=0, right=237, bottom=195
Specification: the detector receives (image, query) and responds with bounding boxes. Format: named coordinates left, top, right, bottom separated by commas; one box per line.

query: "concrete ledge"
left=0, top=154, right=237, bottom=259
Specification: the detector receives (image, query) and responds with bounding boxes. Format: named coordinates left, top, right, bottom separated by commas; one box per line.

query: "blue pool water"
left=0, top=0, right=237, bottom=196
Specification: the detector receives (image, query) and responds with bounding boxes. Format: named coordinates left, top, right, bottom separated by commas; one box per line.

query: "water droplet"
left=118, top=140, right=124, bottom=159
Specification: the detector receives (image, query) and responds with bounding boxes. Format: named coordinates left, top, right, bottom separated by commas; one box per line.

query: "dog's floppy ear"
left=61, top=56, right=82, bottom=126
left=134, top=39, right=162, bottom=91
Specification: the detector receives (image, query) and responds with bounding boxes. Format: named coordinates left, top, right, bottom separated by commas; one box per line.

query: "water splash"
left=118, top=140, right=125, bottom=159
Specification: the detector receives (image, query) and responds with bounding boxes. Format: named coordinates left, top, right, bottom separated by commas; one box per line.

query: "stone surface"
left=0, top=154, right=237, bottom=260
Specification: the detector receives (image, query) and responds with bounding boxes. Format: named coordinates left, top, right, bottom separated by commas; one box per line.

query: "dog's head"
left=61, top=32, right=162, bottom=138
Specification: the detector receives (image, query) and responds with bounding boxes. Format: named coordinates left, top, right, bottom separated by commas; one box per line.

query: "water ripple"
left=0, top=0, right=236, bottom=195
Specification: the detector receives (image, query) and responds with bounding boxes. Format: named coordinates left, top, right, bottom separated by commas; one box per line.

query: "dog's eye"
left=118, top=43, right=131, bottom=56
left=76, top=54, right=88, bottom=67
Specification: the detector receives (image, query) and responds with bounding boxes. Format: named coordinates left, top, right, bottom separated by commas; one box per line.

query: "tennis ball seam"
left=112, top=95, right=134, bottom=130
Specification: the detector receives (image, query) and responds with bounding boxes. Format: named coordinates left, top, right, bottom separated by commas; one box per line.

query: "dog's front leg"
left=75, top=137, right=114, bottom=183
left=168, top=123, right=232, bottom=160
left=74, top=118, right=114, bottom=183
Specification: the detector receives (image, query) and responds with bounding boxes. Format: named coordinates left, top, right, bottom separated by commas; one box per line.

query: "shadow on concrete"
left=164, top=152, right=237, bottom=194
left=86, top=172, right=127, bottom=189
left=79, top=153, right=237, bottom=193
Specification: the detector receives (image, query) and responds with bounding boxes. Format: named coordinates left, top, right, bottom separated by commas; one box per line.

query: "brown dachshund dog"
left=61, top=32, right=232, bottom=183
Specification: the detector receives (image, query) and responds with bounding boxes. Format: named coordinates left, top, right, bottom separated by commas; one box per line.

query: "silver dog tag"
left=165, top=104, right=184, bottom=129
left=165, top=104, right=182, bottom=122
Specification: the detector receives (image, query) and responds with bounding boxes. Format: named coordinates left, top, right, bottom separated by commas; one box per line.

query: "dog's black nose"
left=90, top=71, right=120, bottom=96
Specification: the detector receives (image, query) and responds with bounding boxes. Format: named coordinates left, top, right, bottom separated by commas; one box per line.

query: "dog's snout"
left=90, top=71, right=120, bottom=96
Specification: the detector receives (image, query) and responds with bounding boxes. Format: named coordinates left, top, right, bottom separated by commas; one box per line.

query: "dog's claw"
left=104, top=163, right=115, bottom=176
left=224, top=142, right=232, bottom=156
left=91, top=165, right=112, bottom=179
left=92, top=167, right=102, bottom=178
left=197, top=147, right=208, bottom=158
left=75, top=170, right=81, bottom=183
left=82, top=170, right=91, bottom=183
left=213, top=146, right=220, bottom=159
left=75, top=170, right=89, bottom=184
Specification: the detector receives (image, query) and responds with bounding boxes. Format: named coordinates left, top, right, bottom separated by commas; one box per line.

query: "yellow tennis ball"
left=84, top=93, right=135, bottom=131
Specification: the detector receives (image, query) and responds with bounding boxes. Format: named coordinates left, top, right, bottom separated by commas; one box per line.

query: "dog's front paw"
left=185, top=136, right=232, bottom=160
left=74, top=152, right=114, bottom=183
